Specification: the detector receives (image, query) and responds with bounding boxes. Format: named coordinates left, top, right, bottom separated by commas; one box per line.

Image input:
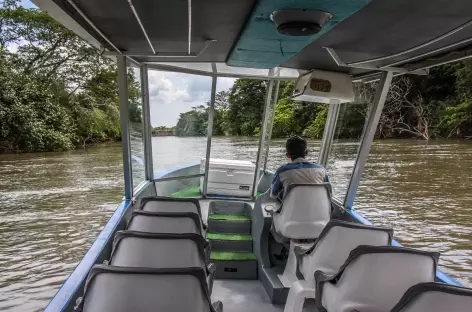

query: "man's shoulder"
left=275, top=161, right=325, bottom=174
left=300, top=161, right=326, bottom=169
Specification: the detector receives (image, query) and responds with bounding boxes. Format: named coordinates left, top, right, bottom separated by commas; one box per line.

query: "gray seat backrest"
left=317, top=246, right=439, bottom=312
left=139, top=197, right=202, bottom=216
left=391, top=282, right=472, bottom=312
left=273, top=183, right=331, bottom=239
left=110, top=231, right=207, bottom=269
left=127, top=211, right=203, bottom=235
left=299, top=220, right=393, bottom=285
left=78, top=265, right=216, bottom=312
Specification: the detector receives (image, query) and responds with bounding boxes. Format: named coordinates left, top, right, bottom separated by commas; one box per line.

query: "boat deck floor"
left=212, top=280, right=318, bottom=312
left=201, top=199, right=318, bottom=311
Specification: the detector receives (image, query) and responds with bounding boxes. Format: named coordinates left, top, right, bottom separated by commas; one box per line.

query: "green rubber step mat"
left=210, top=251, right=257, bottom=261
left=171, top=186, right=201, bottom=198
left=207, top=233, right=252, bottom=241
left=208, top=214, right=251, bottom=221
left=171, top=185, right=263, bottom=199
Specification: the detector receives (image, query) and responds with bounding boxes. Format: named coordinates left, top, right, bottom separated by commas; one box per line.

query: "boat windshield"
left=128, top=62, right=146, bottom=192
left=326, top=102, right=369, bottom=200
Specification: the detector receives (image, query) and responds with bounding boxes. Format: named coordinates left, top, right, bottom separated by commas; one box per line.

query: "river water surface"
left=1, top=137, right=472, bottom=311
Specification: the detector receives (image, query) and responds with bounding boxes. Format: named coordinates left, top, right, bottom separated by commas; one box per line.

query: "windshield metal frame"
left=121, top=62, right=394, bottom=206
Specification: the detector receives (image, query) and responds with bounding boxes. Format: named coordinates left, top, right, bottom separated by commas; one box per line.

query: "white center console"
left=200, top=158, right=256, bottom=197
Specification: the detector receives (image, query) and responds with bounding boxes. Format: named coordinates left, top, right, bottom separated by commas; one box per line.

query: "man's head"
left=286, top=136, right=308, bottom=161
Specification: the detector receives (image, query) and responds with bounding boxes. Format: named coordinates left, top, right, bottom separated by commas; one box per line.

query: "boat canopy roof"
left=33, top=0, right=472, bottom=80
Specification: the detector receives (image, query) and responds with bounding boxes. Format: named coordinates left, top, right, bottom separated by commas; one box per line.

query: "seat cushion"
left=127, top=213, right=201, bottom=235
left=300, top=222, right=391, bottom=285
left=273, top=215, right=327, bottom=239
left=398, top=290, right=472, bottom=312
left=82, top=268, right=211, bottom=312
left=272, top=184, right=331, bottom=240
left=319, top=248, right=437, bottom=312
left=110, top=234, right=206, bottom=270
left=141, top=199, right=201, bottom=215
left=391, top=282, right=472, bottom=312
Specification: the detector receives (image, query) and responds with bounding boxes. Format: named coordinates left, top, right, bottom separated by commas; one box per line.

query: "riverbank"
left=0, top=139, right=122, bottom=155
left=2, top=136, right=472, bottom=154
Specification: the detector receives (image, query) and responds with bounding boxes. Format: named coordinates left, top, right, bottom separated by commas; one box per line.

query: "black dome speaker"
left=270, top=9, right=333, bottom=36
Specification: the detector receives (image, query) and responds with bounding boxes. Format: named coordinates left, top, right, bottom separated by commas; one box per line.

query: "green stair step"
left=171, top=186, right=201, bottom=198
left=210, top=251, right=257, bottom=261
left=170, top=186, right=262, bottom=199
left=207, top=233, right=252, bottom=241
left=208, top=214, right=251, bottom=221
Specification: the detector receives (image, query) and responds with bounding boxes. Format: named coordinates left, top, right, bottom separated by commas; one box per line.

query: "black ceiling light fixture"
left=270, top=9, right=333, bottom=36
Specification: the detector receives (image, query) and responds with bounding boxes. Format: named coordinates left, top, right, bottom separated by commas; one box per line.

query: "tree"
left=174, top=106, right=208, bottom=136
left=0, top=2, right=143, bottom=152
left=0, top=59, right=75, bottom=152
left=225, top=79, right=267, bottom=135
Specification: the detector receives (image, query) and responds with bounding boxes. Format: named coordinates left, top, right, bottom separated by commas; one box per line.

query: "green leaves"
left=0, top=3, right=136, bottom=152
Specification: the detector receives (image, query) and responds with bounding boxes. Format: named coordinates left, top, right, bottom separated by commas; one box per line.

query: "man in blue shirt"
left=271, top=136, right=329, bottom=200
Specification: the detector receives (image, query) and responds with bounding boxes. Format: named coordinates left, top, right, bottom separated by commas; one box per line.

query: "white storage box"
left=200, top=158, right=256, bottom=197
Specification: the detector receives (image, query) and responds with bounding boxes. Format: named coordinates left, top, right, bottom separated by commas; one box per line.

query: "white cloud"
left=148, top=70, right=235, bottom=127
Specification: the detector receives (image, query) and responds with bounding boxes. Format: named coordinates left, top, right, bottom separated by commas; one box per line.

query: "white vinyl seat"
left=139, top=196, right=203, bottom=216
left=272, top=183, right=331, bottom=240
left=109, top=231, right=214, bottom=292
left=390, top=282, right=472, bottom=312
left=76, top=265, right=222, bottom=312
left=138, top=197, right=207, bottom=231
left=298, top=220, right=393, bottom=285
left=284, top=221, right=393, bottom=312
left=316, top=245, right=439, bottom=312
left=127, top=210, right=204, bottom=235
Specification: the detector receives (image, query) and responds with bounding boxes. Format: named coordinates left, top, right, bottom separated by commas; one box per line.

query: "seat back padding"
left=273, top=183, right=331, bottom=239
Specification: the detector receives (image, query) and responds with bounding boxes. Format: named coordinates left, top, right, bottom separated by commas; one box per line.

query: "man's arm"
left=323, top=169, right=332, bottom=194
left=270, top=169, right=283, bottom=200
left=324, top=171, right=330, bottom=183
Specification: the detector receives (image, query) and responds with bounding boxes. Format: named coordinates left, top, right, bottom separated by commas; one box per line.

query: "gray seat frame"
left=390, top=282, right=472, bottom=312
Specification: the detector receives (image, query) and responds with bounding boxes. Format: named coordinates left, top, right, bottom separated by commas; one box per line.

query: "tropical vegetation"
left=173, top=65, right=472, bottom=140
left=0, top=0, right=140, bottom=152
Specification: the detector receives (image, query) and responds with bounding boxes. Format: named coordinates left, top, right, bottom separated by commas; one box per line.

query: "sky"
left=148, top=72, right=234, bottom=127
left=19, top=0, right=236, bottom=127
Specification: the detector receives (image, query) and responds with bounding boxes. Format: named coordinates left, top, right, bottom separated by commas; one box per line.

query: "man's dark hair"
left=286, top=136, right=308, bottom=160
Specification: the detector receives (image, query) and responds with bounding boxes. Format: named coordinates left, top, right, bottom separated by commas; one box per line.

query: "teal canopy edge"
left=226, top=0, right=371, bottom=69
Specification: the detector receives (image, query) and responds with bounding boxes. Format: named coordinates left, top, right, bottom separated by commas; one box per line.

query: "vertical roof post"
left=141, top=64, right=154, bottom=181
left=202, top=63, right=217, bottom=197
left=317, top=99, right=341, bottom=167
left=262, top=79, right=281, bottom=172
left=117, top=55, right=133, bottom=199
left=344, top=71, right=393, bottom=209
left=253, top=70, right=275, bottom=197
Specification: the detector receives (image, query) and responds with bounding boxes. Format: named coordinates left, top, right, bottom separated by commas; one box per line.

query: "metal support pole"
left=262, top=80, right=280, bottom=172
left=344, top=71, right=393, bottom=209
left=117, top=56, right=133, bottom=199
left=141, top=65, right=154, bottom=181
left=252, top=77, right=275, bottom=197
left=202, top=63, right=217, bottom=197
left=317, top=100, right=341, bottom=167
